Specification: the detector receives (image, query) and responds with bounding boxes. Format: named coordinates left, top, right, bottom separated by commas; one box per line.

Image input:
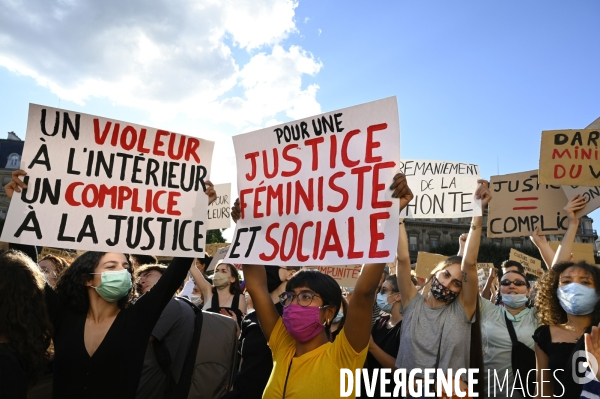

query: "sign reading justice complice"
left=225, top=97, right=401, bottom=265
left=1, top=104, right=214, bottom=257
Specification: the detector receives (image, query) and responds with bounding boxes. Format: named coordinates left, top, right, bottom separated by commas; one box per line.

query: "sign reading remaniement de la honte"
left=225, top=97, right=401, bottom=265
left=1, top=104, right=215, bottom=257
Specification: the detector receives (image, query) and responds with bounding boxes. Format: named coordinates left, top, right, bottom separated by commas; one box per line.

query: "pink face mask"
left=282, top=304, right=326, bottom=343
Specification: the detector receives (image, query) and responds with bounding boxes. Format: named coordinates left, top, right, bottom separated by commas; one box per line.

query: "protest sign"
left=1, top=104, right=214, bottom=256
left=477, top=268, right=487, bottom=289
left=539, top=129, right=600, bottom=186
left=225, top=97, right=401, bottom=265
left=206, top=242, right=230, bottom=257
left=487, top=170, right=569, bottom=238
left=207, top=245, right=231, bottom=272
left=207, top=183, right=231, bottom=230
left=415, top=251, right=447, bottom=278
left=548, top=242, right=596, bottom=264
left=398, top=160, right=482, bottom=218
left=303, top=265, right=362, bottom=287
left=562, top=185, right=600, bottom=217
left=39, top=247, right=76, bottom=260
left=509, top=248, right=543, bottom=276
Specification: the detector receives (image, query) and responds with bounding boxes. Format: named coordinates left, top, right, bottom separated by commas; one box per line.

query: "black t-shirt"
left=0, top=344, right=28, bottom=399
left=231, top=302, right=284, bottom=399
left=362, top=316, right=402, bottom=399
left=45, top=256, right=193, bottom=399
left=533, top=325, right=583, bottom=398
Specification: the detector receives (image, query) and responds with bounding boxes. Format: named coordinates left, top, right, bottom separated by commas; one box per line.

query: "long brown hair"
left=0, top=250, right=52, bottom=377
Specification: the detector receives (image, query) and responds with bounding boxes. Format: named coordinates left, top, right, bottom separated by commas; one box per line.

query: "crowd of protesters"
left=1, top=166, right=600, bottom=399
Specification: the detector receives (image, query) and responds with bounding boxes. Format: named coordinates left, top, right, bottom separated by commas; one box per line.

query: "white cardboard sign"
left=1, top=104, right=214, bottom=256
left=225, top=97, right=401, bottom=265
left=398, top=160, right=482, bottom=218
left=207, top=183, right=231, bottom=230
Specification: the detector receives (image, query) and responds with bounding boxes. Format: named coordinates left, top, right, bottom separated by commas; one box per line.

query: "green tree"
left=206, top=229, right=226, bottom=244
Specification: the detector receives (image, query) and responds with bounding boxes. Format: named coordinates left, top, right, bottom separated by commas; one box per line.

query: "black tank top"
left=207, top=290, right=243, bottom=327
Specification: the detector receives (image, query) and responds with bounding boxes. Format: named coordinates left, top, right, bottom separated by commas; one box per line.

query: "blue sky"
left=1, top=0, right=599, bottom=238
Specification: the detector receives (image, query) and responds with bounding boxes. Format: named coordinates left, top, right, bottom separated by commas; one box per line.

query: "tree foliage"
left=207, top=229, right=226, bottom=244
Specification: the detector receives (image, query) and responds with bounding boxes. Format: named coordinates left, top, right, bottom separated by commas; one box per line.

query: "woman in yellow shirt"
left=238, top=174, right=413, bottom=399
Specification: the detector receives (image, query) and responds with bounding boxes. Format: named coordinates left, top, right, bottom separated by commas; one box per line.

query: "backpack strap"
left=230, top=292, right=240, bottom=311
left=173, top=297, right=203, bottom=399
left=152, top=338, right=177, bottom=399
left=503, top=312, right=519, bottom=344
left=211, top=288, right=220, bottom=309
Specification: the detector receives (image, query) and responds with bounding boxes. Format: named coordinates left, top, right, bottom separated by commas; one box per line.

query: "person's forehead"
left=291, top=286, right=313, bottom=293
left=502, top=272, right=526, bottom=282
left=561, top=267, right=592, bottom=278
left=382, top=280, right=393, bottom=289
left=101, top=253, right=129, bottom=263
left=39, top=259, right=54, bottom=267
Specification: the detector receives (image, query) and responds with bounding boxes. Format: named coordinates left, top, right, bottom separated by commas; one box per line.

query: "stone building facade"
left=0, top=132, right=24, bottom=219
left=405, top=213, right=597, bottom=263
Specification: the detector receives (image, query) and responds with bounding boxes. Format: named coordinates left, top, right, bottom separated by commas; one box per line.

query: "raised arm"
left=243, top=264, right=280, bottom=341
left=529, top=228, right=555, bottom=270
left=393, top=173, right=417, bottom=306
left=188, top=263, right=213, bottom=298
left=552, top=194, right=587, bottom=267
left=457, top=233, right=467, bottom=257
left=397, top=221, right=417, bottom=305
left=459, top=180, right=492, bottom=319
left=481, top=267, right=498, bottom=301
left=344, top=173, right=413, bottom=353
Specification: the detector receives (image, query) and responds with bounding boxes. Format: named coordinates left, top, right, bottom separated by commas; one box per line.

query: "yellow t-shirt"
left=263, top=318, right=368, bottom=399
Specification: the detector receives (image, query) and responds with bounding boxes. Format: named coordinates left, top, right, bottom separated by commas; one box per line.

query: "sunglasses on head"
left=500, top=279, right=527, bottom=287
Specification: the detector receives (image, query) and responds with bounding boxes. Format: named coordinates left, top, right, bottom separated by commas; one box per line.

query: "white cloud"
left=0, top=0, right=321, bottom=129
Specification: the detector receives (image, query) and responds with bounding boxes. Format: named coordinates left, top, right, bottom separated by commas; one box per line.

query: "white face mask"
left=190, top=294, right=203, bottom=306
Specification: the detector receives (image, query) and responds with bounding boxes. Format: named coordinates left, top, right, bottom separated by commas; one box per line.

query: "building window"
left=430, top=237, right=439, bottom=249
left=5, top=153, right=21, bottom=169
left=493, top=239, right=502, bottom=247
left=409, top=236, right=418, bottom=251
left=513, top=240, right=522, bottom=249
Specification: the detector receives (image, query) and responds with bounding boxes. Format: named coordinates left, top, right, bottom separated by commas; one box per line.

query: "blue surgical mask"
left=502, top=293, right=529, bottom=309
left=557, top=283, right=600, bottom=315
left=376, top=293, right=394, bottom=313
left=332, top=310, right=344, bottom=324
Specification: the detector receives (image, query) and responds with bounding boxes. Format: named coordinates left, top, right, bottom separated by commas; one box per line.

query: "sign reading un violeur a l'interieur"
left=225, top=97, right=401, bottom=266
left=1, top=104, right=215, bottom=257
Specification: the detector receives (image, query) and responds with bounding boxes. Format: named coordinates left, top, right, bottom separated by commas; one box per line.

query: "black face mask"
left=265, top=267, right=284, bottom=293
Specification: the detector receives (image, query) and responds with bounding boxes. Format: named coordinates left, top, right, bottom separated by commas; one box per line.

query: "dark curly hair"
left=55, top=251, right=134, bottom=314
left=0, top=250, right=52, bottom=377
left=535, top=261, right=600, bottom=326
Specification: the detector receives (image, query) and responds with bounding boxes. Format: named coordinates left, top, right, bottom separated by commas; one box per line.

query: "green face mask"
left=90, top=269, right=132, bottom=302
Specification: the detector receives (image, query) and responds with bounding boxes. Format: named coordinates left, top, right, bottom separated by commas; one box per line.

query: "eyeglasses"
left=279, top=290, right=325, bottom=307
left=500, top=279, right=527, bottom=287
left=379, top=287, right=398, bottom=295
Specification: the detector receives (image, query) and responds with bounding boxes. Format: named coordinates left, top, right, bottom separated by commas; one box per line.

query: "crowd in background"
left=2, top=168, right=600, bottom=399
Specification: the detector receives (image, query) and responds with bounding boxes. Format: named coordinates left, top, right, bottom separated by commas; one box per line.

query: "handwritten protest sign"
left=1, top=104, right=214, bottom=256
left=225, top=97, right=401, bottom=265
left=487, top=170, right=569, bottom=238
left=39, top=247, right=76, bottom=260
left=509, top=248, right=543, bottom=276
left=539, top=129, right=600, bottom=186
left=207, top=183, right=231, bottom=230
left=562, top=185, right=600, bottom=217
left=398, top=160, right=482, bottom=218
left=304, top=265, right=363, bottom=287
left=415, top=251, right=447, bottom=278
left=548, top=242, right=596, bottom=264
left=207, top=245, right=231, bottom=272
